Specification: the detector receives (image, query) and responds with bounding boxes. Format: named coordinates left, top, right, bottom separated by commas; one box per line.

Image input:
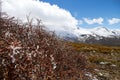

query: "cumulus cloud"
left=83, top=17, right=103, bottom=24
left=108, top=18, right=120, bottom=25
left=78, top=20, right=83, bottom=25
left=2, top=0, right=78, bottom=33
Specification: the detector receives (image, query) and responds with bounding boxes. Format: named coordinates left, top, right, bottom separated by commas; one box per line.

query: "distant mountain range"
left=56, top=27, right=120, bottom=46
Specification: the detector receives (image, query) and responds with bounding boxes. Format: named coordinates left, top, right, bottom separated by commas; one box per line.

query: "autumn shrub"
left=0, top=16, right=93, bottom=80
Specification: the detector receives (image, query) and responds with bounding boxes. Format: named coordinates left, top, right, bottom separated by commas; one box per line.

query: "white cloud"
left=108, top=18, right=120, bottom=25
left=2, top=0, right=78, bottom=33
left=83, top=17, right=103, bottom=24
left=78, top=20, right=83, bottom=25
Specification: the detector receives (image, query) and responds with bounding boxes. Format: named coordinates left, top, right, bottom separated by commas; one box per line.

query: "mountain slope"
left=61, top=26, right=120, bottom=46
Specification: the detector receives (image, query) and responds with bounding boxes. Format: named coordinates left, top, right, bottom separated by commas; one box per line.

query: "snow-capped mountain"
left=112, top=29, right=120, bottom=36
left=58, top=26, right=120, bottom=46
left=74, top=26, right=118, bottom=38
left=89, top=27, right=115, bottom=37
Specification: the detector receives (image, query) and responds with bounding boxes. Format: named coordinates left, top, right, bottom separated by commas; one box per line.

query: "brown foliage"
left=0, top=16, right=92, bottom=80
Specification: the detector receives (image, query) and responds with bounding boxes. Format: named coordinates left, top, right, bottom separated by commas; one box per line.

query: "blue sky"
left=3, top=0, right=120, bottom=30
left=41, top=0, right=120, bottom=29
left=41, top=0, right=120, bottom=18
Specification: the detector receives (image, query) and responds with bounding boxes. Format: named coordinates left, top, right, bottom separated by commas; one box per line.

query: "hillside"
left=1, top=0, right=120, bottom=80
left=69, top=42, right=120, bottom=80
left=0, top=16, right=120, bottom=80
left=57, top=27, right=120, bottom=46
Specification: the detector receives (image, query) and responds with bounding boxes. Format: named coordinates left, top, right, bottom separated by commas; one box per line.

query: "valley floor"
left=70, top=42, right=120, bottom=80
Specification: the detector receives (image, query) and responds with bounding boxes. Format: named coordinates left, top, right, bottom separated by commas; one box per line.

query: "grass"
left=69, top=42, right=120, bottom=53
left=69, top=42, right=120, bottom=80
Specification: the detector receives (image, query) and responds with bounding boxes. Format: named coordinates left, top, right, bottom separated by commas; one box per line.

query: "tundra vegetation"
left=0, top=15, right=94, bottom=80
left=70, top=42, right=120, bottom=80
left=0, top=15, right=120, bottom=80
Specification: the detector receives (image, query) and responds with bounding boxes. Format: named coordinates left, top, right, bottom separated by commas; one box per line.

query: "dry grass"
left=69, top=42, right=120, bottom=80
left=70, top=42, right=120, bottom=53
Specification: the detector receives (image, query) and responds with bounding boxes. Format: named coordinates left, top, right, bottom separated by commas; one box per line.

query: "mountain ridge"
left=57, top=26, right=120, bottom=46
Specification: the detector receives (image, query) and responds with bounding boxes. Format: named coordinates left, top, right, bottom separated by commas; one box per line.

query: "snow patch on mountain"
left=113, top=29, right=120, bottom=36
left=89, top=27, right=115, bottom=37
left=58, top=26, right=120, bottom=42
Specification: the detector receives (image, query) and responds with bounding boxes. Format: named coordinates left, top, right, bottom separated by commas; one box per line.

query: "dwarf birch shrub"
left=0, top=16, right=92, bottom=80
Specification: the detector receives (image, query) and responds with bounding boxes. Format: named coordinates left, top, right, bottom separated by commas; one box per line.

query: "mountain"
left=58, top=26, right=120, bottom=46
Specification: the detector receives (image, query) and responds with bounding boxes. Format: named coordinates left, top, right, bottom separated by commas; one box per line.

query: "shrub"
left=0, top=16, right=92, bottom=80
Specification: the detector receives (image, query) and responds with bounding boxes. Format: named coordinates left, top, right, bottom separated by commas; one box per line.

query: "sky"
left=41, top=0, right=120, bottom=29
left=41, top=0, right=120, bottom=18
left=2, top=0, right=120, bottom=33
